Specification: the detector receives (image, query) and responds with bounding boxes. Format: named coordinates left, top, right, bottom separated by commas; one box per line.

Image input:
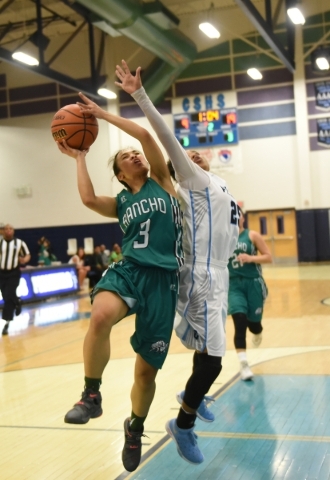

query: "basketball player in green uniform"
left=228, top=207, right=272, bottom=380
left=56, top=92, right=183, bottom=473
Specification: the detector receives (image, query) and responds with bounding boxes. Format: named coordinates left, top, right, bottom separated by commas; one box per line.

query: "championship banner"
left=315, top=81, right=330, bottom=110
left=317, top=117, right=330, bottom=148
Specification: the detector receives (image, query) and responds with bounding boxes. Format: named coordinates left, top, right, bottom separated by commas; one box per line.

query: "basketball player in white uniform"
left=115, top=60, right=239, bottom=464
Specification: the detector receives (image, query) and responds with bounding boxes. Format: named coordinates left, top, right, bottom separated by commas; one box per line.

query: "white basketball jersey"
left=177, top=171, right=239, bottom=266
left=130, top=86, right=240, bottom=355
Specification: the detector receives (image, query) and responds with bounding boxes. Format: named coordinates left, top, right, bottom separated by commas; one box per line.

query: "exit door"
left=247, top=209, right=298, bottom=263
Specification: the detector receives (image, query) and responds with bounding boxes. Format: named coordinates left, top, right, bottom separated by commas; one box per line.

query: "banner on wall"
left=0, top=265, right=79, bottom=306
left=315, top=81, right=330, bottom=110
left=194, top=145, right=243, bottom=175
left=171, top=91, right=237, bottom=115
left=317, top=118, right=330, bottom=148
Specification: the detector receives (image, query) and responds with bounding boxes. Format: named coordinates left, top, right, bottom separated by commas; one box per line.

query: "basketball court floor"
left=1, top=264, right=330, bottom=479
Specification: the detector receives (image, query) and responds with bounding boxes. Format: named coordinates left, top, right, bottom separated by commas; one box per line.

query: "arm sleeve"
left=131, top=87, right=210, bottom=190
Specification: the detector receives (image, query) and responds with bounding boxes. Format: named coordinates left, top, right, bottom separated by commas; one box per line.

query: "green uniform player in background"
left=228, top=207, right=272, bottom=380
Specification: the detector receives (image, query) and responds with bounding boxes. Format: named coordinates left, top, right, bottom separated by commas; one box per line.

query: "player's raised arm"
left=115, top=60, right=210, bottom=189
left=57, top=140, right=117, bottom=218
left=77, top=92, right=173, bottom=190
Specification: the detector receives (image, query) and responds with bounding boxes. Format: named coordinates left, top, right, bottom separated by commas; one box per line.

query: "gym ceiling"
left=0, top=0, right=328, bottom=102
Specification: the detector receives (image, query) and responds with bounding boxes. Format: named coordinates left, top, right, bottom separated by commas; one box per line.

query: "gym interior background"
left=0, top=0, right=329, bottom=265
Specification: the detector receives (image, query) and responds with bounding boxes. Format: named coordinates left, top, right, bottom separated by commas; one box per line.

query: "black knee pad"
left=247, top=320, right=263, bottom=334
left=184, top=353, right=222, bottom=409
left=232, top=313, right=248, bottom=349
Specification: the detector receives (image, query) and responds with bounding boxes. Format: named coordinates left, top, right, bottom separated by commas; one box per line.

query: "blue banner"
left=317, top=117, right=330, bottom=147
left=315, top=81, right=330, bottom=110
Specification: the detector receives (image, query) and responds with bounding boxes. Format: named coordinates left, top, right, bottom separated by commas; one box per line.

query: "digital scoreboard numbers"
left=174, top=108, right=238, bottom=148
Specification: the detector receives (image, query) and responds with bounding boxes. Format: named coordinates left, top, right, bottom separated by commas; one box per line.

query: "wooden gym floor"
left=1, top=264, right=330, bottom=480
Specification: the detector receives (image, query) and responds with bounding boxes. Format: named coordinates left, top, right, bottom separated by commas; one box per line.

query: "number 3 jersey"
left=116, top=178, right=183, bottom=271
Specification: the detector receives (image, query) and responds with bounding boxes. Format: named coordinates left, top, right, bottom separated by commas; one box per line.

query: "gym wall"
left=0, top=9, right=329, bottom=263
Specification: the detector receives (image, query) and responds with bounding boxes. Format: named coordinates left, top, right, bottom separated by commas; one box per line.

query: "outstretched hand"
left=76, top=92, right=105, bottom=119
left=115, top=59, right=142, bottom=94
left=57, top=139, right=89, bottom=160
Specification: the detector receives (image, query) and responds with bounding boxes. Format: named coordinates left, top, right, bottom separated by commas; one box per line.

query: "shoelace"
left=203, top=395, right=215, bottom=405
left=188, top=431, right=198, bottom=445
left=127, top=428, right=149, bottom=441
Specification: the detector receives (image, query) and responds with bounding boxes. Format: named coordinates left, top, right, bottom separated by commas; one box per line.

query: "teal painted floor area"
left=210, top=375, right=330, bottom=437
left=129, top=376, right=330, bottom=480
left=132, top=437, right=330, bottom=480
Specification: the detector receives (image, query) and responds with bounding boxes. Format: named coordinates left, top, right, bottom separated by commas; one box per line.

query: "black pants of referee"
left=0, top=268, right=21, bottom=321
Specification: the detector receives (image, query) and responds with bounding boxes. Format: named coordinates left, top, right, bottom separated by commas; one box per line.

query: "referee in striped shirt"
left=0, top=224, right=30, bottom=335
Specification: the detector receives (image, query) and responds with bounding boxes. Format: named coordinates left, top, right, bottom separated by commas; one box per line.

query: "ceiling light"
left=12, top=51, right=39, bottom=66
left=287, top=7, right=305, bottom=25
left=199, top=22, right=220, bottom=39
left=247, top=68, right=263, bottom=80
left=97, top=88, right=117, bottom=99
left=311, top=46, right=330, bottom=73
left=315, top=57, right=330, bottom=70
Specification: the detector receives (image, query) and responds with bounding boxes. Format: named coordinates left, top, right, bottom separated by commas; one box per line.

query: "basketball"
left=51, top=104, right=98, bottom=150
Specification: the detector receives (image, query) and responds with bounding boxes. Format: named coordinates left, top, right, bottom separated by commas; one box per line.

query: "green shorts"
left=91, top=260, right=179, bottom=369
left=228, top=275, right=268, bottom=322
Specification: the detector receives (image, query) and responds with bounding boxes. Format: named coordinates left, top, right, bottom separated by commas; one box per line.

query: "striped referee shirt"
left=0, top=238, right=30, bottom=270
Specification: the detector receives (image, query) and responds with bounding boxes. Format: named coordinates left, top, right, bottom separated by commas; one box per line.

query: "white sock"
left=238, top=351, right=247, bottom=363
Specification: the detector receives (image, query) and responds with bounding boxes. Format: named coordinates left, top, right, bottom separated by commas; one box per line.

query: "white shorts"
left=174, top=262, right=229, bottom=357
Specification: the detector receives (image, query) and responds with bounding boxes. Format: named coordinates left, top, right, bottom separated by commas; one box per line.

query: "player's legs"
left=1, top=271, right=20, bottom=335
left=247, top=319, right=263, bottom=346
left=246, top=277, right=267, bottom=347
left=122, top=354, right=158, bottom=472
left=64, top=291, right=129, bottom=425
left=0, top=271, right=20, bottom=320
left=83, top=290, right=129, bottom=378
left=181, top=271, right=226, bottom=410
left=131, top=353, right=158, bottom=417
left=122, top=265, right=178, bottom=472
left=229, top=277, right=254, bottom=380
left=181, top=351, right=222, bottom=413
left=175, top=268, right=226, bottom=415
left=232, top=312, right=253, bottom=380
left=169, top=266, right=225, bottom=464
left=232, top=312, right=248, bottom=350
left=167, top=351, right=222, bottom=465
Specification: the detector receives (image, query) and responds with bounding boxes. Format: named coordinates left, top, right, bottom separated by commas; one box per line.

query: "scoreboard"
left=174, top=108, right=238, bottom=148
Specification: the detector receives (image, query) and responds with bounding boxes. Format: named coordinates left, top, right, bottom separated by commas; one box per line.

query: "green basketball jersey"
left=116, top=178, right=183, bottom=271
left=228, top=228, right=262, bottom=278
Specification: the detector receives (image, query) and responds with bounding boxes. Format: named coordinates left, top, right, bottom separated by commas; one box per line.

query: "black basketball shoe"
left=122, top=418, right=146, bottom=472
left=15, top=299, right=22, bottom=316
left=64, top=388, right=102, bottom=424
left=2, top=322, right=9, bottom=335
